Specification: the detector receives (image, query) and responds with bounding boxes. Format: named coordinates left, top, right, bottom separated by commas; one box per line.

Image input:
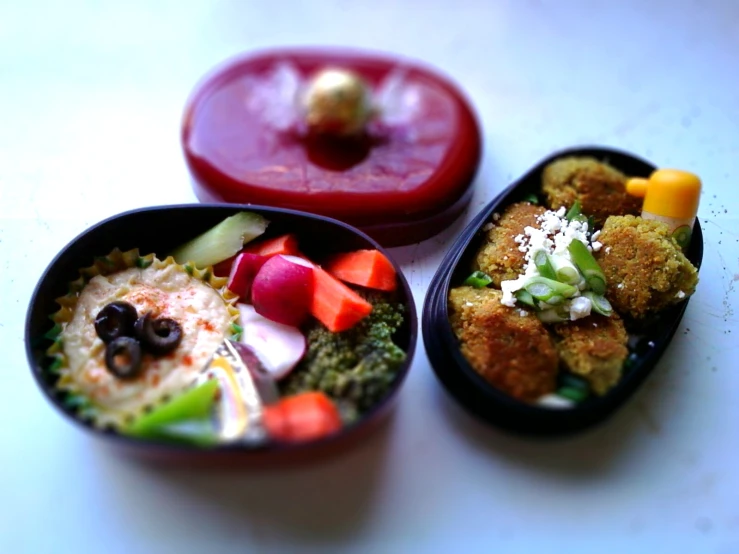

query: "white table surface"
left=2, top=1, right=737, bottom=553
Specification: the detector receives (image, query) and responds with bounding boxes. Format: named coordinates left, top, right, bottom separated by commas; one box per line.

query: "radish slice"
left=251, top=254, right=314, bottom=326
left=227, top=252, right=269, bottom=301
left=237, top=304, right=307, bottom=380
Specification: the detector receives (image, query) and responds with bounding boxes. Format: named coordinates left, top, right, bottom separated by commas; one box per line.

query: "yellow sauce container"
left=626, top=169, right=702, bottom=250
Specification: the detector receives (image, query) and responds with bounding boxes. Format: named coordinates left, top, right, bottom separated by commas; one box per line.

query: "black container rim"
left=25, top=202, right=418, bottom=458
left=422, top=145, right=705, bottom=437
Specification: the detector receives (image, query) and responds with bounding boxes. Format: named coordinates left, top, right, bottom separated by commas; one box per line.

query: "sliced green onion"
left=583, top=291, right=613, bottom=316
left=533, top=250, right=557, bottom=280
left=524, top=276, right=578, bottom=303
left=565, top=200, right=582, bottom=222
left=522, top=193, right=539, bottom=204
left=567, top=239, right=606, bottom=295
left=515, top=289, right=537, bottom=308
left=550, top=256, right=581, bottom=285
left=557, top=386, right=589, bottom=403
left=559, top=372, right=590, bottom=392
left=537, top=307, right=569, bottom=323
left=546, top=295, right=565, bottom=306
left=463, top=271, right=493, bottom=288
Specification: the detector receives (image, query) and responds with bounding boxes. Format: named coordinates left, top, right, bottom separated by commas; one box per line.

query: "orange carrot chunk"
left=263, top=392, right=342, bottom=443
left=311, top=266, right=373, bottom=332
left=324, top=249, right=398, bottom=292
left=242, top=233, right=300, bottom=257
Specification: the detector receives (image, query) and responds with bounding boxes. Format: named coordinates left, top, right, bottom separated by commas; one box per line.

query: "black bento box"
left=422, top=146, right=704, bottom=437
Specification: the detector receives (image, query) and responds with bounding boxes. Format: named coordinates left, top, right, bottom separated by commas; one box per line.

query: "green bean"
left=463, top=271, right=493, bottom=288
left=524, top=276, right=578, bottom=303
left=583, top=291, right=613, bottom=316
left=533, top=249, right=557, bottom=280
left=567, top=239, right=606, bottom=295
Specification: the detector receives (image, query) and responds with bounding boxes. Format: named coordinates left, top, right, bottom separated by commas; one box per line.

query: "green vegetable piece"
left=550, top=256, right=581, bottom=285
left=583, top=291, right=613, bottom=316
left=567, top=239, right=606, bottom=295
left=559, top=372, right=590, bottom=392
left=524, top=276, right=578, bottom=303
left=124, top=379, right=220, bottom=446
left=536, top=305, right=570, bottom=323
left=463, top=271, right=493, bottom=288
left=565, top=200, right=582, bottom=222
left=533, top=250, right=557, bottom=281
left=557, top=386, right=589, bottom=403
left=522, top=193, right=539, bottom=204
left=171, top=212, right=269, bottom=268
left=514, top=289, right=537, bottom=308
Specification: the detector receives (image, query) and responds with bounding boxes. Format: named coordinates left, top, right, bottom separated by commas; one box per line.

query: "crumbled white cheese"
left=648, top=341, right=655, bottom=347
left=591, top=230, right=601, bottom=241
left=492, top=213, right=500, bottom=221
left=499, top=206, right=602, bottom=320
left=675, top=290, right=686, bottom=299
left=519, top=310, right=527, bottom=317
left=465, top=302, right=474, bottom=307
left=569, top=296, right=592, bottom=320
left=591, top=241, right=603, bottom=252
left=605, top=246, right=612, bottom=254
left=617, top=283, right=624, bottom=289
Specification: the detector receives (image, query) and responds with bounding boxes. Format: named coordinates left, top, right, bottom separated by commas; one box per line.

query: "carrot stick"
left=242, top=233, right=300, bottom=257
left=263, top=392, right=342, bottom=442
left=310, top=266, right=373, bottom=332
left=324, top=249, right=397, bottom=291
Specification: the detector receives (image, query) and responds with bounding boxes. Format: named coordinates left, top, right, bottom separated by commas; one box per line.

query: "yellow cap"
left=626, top=169, right=701, bottom=220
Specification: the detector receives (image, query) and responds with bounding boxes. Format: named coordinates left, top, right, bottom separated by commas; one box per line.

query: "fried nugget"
left=594, top=215, right=699, bottom=319
left=541, top=157, right=642, bottom=226
left=473, top=202, right=545, bottom=287
left=448, top=286, right=558, bottom=401
left=551, top=313, right=629, bottom=395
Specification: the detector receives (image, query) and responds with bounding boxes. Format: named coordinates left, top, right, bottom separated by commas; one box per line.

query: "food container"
left=26, top=205, right=417, bottom=465
left=422, top=146, right=704, bottom=436
left=181, top=47, right=482, bottom=247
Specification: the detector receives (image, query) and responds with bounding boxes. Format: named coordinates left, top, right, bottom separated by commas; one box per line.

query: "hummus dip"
left=61, top=262, right=232, bottom=424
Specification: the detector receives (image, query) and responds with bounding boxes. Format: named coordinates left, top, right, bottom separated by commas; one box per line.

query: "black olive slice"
left=94, top=301, right=138, bottom=343
left=135, top=314, right=183, bottom=355
left=104, top=336, right=143, bottom=379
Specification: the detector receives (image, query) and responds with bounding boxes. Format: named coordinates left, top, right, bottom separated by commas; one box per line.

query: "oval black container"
left=423, top=146, right=704, bottom=437
left=26, top=204, right=417, bottom=465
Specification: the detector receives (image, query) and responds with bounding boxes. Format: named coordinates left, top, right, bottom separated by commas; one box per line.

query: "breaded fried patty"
left=473, top=202, right=545, bottom=287
left=594, top=215, right=699, bottom=319
left=448, top=286, right=558, bottom=401
left=541, top=157, right=642, bottom=226
left=551, top=313, right=629, bottom=395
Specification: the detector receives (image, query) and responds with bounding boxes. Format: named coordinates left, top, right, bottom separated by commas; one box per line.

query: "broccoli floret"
left=280, top=289, right=407, bottom=420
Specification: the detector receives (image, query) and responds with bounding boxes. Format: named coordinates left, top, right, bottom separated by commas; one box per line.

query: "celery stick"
left=124, top=379, right=219, bottom=446
left=171, top=212, right=269, bottom=268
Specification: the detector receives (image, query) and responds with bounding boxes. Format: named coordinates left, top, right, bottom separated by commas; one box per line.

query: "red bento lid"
left=181, top=47, right=482, bottom=247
